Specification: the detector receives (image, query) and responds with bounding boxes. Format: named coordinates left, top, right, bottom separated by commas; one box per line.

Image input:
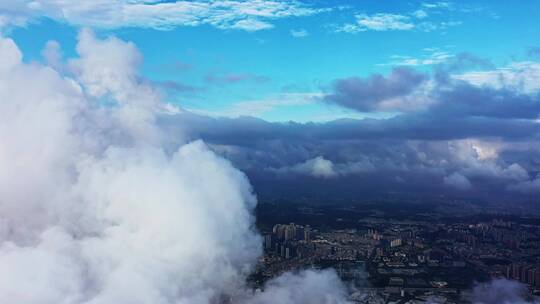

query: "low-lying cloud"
left=467, top=279, right=540, bottom=304
left=168, top=111, right=539, bottom=200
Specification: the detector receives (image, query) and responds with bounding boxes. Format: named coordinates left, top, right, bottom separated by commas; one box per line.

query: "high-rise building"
left=304, top=225, right=311, bottom=242
left=295, top=226, right=305, bottom=240
left=264, top=234, right=272, bottom=250
left=284, top=223, right=296, bottom=241
left=390, top=238, right=402, bottom=248
left=273, top=224, right=287, bottom=240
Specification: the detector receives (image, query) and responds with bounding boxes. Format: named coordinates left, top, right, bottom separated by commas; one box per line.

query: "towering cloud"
left=0, top=32, right=350, bottom=303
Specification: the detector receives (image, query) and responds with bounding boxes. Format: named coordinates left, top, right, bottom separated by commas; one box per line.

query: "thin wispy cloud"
left=337, top=13, right=414, bottom=33
left=422, top=2, right=453, bottom=9
left=290, top=28, right=309, bottom=37
left=412, top=9, right=429, bottom=19
left=380, top=48, right=454, bottom=66
left=153, top=80, right=202, bottom=94
left=204, top=72, right=270, bottom=85
left=335, top=2, right=466, bottom=34
left=0, top=0, right=330, bottom=32
left=190, top=92, right=322, bottom=118
left=453, top=61, right=540, bottom=93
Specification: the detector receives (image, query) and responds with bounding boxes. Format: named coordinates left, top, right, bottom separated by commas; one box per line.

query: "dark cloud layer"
left=432, top=83, right=540, bottom=119
left=323, top=67, right=427, bottom=111
left=160, top=112, right=540, bottom=201
left=159, top=62, right=540, bottom=201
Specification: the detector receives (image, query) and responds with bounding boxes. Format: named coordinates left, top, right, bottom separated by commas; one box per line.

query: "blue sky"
left=5, top=0, right=540, bottom=122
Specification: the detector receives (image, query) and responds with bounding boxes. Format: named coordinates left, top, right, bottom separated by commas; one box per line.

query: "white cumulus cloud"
left=0, top=30, right=351, bottom=303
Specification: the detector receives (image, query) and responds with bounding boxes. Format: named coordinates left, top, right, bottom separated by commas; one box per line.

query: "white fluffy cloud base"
left=0, top=31, right=350, bottom=304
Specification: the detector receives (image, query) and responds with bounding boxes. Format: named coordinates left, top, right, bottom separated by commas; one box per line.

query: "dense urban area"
left=249, top=199, right=540, bottom=303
